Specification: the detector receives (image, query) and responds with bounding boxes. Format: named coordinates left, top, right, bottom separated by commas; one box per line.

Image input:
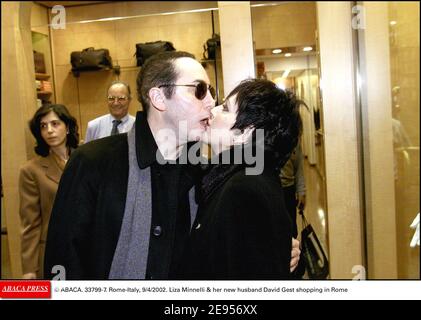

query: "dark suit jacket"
left=179, top=151, right=293, bottom=279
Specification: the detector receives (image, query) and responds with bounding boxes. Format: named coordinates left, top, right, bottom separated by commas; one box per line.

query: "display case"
left=35, top=72, right=52, bottom=103
left=32, top=31, right=54, bottom=104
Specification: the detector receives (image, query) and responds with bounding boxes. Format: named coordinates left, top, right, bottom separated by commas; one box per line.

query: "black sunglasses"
left=159, top=80, right=216, bottom=100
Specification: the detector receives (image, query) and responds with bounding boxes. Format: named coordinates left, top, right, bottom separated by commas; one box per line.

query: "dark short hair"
left=227, top=78, right=302, bottom=170
left=136, top=51, right=195, bottom=113
left=29, top=104, right=79, bottom=157
left=108, top=80, right=131, bottom=99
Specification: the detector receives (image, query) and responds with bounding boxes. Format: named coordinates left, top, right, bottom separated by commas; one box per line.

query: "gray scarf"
left=108, top=126, right=152, bottom=279
left=108, top=126, right=197, bottom=279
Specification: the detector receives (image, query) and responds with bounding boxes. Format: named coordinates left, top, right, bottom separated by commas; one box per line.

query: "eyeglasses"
left=107, top=95, right=129, bottom=103
left=158, top=80, right=216, bottom=100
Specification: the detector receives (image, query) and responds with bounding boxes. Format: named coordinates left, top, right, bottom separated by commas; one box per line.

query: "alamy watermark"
left=351, top=5, right=366, bottom=30
left=154, top=125, right=266, bottom=176
left=51, top=5, right=66, bottom=29
left=51, top=265, right=66, bottom=280
left=352, top=265, right=366, bottom=280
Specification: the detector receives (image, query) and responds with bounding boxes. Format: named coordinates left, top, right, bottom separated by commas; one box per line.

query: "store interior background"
left=1, top=1, right=419, bottom=279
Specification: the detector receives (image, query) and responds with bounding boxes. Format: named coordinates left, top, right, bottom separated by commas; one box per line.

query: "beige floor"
left=301, top=157, right=328, bottom=252
left=298, top=156, right=329, bottom=279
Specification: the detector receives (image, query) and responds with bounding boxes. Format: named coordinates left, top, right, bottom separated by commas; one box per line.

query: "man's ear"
left=148, top=88, right=167, bottom=112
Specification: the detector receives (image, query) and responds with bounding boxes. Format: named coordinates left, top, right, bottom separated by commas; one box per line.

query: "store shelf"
left=33, top=31, right=54, bottom=104
left=35, top=73, right=50, bottom=80
left=70, top=65, right=120, bottom=77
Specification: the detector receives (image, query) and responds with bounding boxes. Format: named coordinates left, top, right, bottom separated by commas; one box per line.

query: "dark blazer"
left=179, top=149, right=293, bottom=279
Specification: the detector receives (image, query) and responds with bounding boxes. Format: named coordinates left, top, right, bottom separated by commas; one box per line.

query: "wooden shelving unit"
left=33, top=30, right=54, bottom=105
left=35, top=73, right=52, bottom=102
left=35, top=72, right=50, bottom=80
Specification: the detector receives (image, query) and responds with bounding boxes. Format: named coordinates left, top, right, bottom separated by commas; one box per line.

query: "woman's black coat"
left=179, top=149, right=293, bottom=280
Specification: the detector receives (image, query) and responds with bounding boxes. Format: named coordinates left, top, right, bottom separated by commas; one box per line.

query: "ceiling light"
left=284, top=53, right=292, bottom=57
left=390, top=21, right=397, bottom=26
left=303, top=47, right=313, bottom=52
left=272, top=49, right=282, bottom=54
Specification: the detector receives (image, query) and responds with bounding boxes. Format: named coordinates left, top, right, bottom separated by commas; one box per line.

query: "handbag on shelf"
left=134, top=41, right=175, bottom=67
left=33, top=50, right=46, bottom=73
left=299, top=208, right=329, bottom=279
left=70, top=47, right=113, bottom=71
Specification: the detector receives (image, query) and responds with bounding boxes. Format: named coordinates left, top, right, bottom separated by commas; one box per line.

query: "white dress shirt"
left=84, top=113, right=135, bottom=143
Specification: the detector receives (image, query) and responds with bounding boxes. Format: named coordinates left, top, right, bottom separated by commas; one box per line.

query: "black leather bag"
left=33, top=51, right=46, bottom=73
left=203, top=34, right=220, bottom=60
left=299, top=209, right=329, bottom=279
left=70, top=47, right=112, bottom=71
left=135, top=41, right=175, bottom=67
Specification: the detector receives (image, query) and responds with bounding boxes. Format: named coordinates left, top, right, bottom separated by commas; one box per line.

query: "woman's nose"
left=211, top=105, right=222, bottom=117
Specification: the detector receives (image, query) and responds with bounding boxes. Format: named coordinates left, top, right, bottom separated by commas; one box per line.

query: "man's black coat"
left=44, top=112, right=198, bottom=279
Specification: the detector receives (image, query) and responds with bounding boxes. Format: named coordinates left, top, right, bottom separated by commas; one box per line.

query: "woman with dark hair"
left=179, top=78, right=302, bottom=279
left=19, top=104, right=79, bottom=279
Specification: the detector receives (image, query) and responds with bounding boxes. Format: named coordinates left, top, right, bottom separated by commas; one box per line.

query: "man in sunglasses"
left=45, top=51, right=300, bottom=280
left=45, top=51, right=215, bottom=280
left=84, top=81, right=136, bottom=143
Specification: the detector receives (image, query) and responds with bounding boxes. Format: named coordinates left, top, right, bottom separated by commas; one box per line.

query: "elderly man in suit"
left=84, top=81, right=135, bottom=143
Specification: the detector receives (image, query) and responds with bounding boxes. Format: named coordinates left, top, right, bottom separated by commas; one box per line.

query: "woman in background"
left=19, top=104, right=79, bottom=279
left=179, top=78, right=302, bottom=279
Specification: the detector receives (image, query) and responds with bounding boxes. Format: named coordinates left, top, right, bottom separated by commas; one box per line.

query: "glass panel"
left=358, top=1, right=419, bottom=279
left=388, top=2, right=420, bottom=279
left=251, top=2, right=329, bottom=278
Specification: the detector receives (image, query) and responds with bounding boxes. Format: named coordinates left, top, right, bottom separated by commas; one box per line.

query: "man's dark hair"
left=136, top=51, right=195, bottom=113
left=29, top=104, right=80, bottom=156
left=228, top=78, right=303, bottom=171
left=108, top=80, right=131, bottom=99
